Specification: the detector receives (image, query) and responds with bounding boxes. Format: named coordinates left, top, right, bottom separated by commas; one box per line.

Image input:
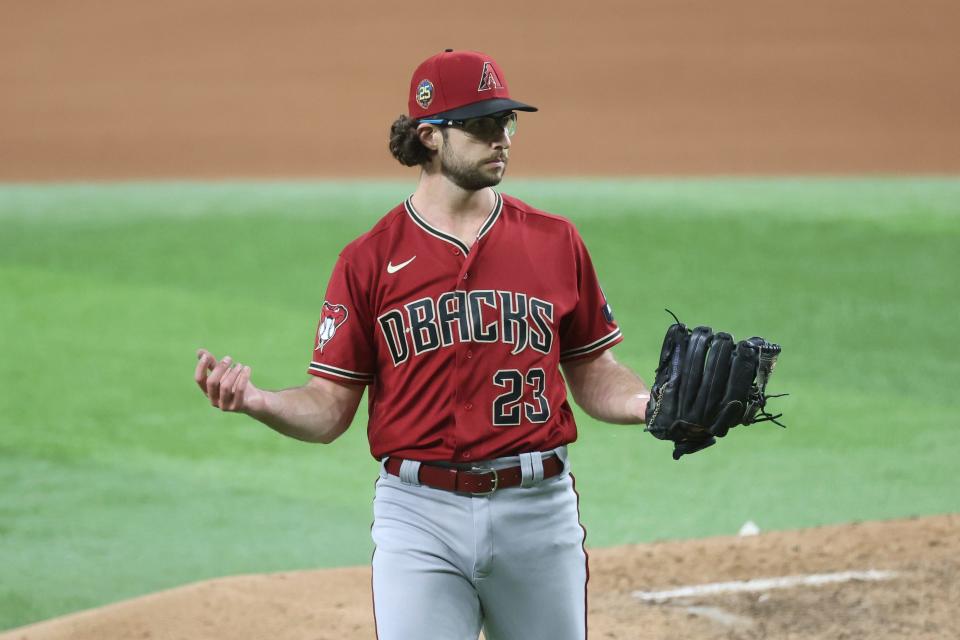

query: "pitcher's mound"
left=4, top=515, right=957, bottom=640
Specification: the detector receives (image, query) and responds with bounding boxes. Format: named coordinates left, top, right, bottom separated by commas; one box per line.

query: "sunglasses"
left=419, top=112, right=518, bottom=139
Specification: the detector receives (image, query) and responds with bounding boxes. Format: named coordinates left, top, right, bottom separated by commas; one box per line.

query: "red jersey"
left=307, top=192, right=622, bottom=462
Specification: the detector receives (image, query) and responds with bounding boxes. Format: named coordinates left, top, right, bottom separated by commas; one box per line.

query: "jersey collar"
left=404, top=191, right=503, bottom=256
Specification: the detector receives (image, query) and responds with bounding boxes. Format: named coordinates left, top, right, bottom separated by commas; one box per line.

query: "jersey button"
left=453, top=249, right=460, bottom=256
left=464, top=402, right=473, bottom=411
left=462, top=272, right=469, bottom=280
left=462, top=451, right=472, bottom=459
left=465, top=350, right=473, bottom=359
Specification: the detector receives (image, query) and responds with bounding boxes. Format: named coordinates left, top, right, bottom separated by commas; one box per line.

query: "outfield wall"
left=3, top=0, right=959, bottom=180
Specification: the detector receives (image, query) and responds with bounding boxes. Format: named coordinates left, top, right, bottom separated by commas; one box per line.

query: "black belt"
left=384, top=455, right=564, bottom=495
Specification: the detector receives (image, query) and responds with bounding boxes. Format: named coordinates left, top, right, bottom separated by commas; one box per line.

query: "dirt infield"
left=3, top=0, right=960, bottom=180
left=3, top=514, right=956, bottom=639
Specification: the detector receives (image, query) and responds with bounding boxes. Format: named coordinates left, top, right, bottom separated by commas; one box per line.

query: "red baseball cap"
left=408, top=49, right=538, bottom=120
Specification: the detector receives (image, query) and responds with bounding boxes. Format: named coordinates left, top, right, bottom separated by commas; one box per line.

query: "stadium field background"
left=1, top=178, right=957, bottom=628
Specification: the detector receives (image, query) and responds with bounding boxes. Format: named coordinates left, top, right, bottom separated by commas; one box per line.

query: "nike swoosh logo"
left=387, top=255, right=416, bottom=274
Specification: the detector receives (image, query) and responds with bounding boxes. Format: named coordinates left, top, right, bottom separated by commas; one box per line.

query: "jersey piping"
left=559, top=327, right=623, bottom=361
left=309, top=361, right=375, bottom=383
left=404, top=191, right=503, bottom=255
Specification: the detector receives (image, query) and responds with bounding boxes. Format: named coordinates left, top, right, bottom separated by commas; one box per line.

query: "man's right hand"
left=195, top=348, right=266, bottom=414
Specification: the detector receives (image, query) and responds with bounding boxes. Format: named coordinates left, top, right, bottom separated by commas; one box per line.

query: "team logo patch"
left=416, top=79, right=434, bottom=109
left=317, top=302, right=348, bottom=353
left=477, top=62, right=502, bottom=92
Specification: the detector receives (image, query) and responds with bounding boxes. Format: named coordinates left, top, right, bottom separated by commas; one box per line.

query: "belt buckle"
left=468, top=467, right=499, bottom=495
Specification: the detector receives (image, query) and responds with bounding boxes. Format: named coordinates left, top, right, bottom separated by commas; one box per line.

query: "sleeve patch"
left=602, top=302, right=615, bottom=323
left=317, top=301, right=349, bottom=353
left=600, top=286, right=614, bottom=322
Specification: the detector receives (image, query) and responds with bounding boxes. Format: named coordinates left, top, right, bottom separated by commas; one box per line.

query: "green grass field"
left=1, top=178, right=958, bottom=630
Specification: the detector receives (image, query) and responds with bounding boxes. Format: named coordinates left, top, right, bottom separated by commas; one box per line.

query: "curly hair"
left=388, top=114, right=437, bottom=167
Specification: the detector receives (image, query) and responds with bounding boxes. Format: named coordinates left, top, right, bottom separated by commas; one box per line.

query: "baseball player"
left=195, top=49, right=651, bottom=640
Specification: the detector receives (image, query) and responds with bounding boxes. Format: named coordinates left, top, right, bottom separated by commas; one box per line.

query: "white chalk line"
left=632, top=569, right=899, bottom=603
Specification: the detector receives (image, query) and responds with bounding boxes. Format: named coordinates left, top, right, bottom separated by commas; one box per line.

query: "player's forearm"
left=247, top=385, right=356, bottom=444
left=574, top=370, right=649, bottom=425
left=563, top=352, right=649, bottom=425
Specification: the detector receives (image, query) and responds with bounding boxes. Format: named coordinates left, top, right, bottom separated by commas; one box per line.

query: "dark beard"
left=440, top=146, right=506, bottom=191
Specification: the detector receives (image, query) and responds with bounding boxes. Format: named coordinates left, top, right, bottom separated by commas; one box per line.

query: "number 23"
left=492, top=368, right=550, bottom=426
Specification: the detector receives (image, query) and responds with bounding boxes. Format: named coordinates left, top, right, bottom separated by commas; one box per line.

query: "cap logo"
left=477, top=62, right=502, bottom=92
left=416, top=79, right=434, bottom=109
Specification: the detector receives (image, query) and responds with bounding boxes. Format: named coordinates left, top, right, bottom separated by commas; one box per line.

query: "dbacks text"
left=378, top=290, right=554, bottom=366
